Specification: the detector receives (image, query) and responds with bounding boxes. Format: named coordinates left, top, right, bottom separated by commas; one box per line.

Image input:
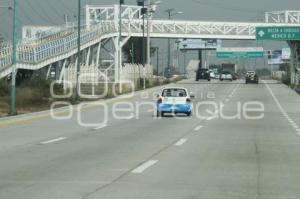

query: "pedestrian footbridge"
left=0, top=4, right=299, bottom=82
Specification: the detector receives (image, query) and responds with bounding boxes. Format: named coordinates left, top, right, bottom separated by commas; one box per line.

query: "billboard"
left=179, top=39, right=222, bottom=50
left=281, top=47, right=291, bottom=60
left=268, top=50, right=284, bottom=65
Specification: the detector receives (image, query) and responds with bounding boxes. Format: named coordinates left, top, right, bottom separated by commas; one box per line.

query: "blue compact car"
left=156, top=87, right=194, bottom=117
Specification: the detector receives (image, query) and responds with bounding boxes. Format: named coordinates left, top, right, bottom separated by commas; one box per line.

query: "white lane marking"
left=93, top=124, right=107, bottom=130
left=225, top=98, right=229, bottom=102
left=131, top=160, right=158, bottom=174
left=124, top=115, right=135, bottom=120
left=41, top=137, right=67, bottom=145
left=292, top=124, right=299, bottom=129
left=174, top=138, right=188, bottom=146
left=206, top=117, right=214, bottom=121
left=264, top=81, right=299, bottom=134
left=194, top=125, right=203, bottom=131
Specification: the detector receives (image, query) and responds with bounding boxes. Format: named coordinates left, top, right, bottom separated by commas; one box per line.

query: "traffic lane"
left=0, top=81, right=236, bottom=199
left=87, top=81, right=300, bottom=199
left=0, top=80, right=230, bottom=152
left=263, top=81, right=300, bottom=131
left=83, top=82, right=244, bottom=199
left=225, top=81, right=300, bottom=198
left=0, top=83, right=180, bottom=152
left=0, top=80, right=237, bottom=157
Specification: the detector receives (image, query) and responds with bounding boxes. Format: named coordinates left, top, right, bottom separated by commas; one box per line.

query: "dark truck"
left=196, top=68, right=211, bottom=81
left=221, top=63, right=236, bottom=79
left=245, top=71, right=259, bottom=84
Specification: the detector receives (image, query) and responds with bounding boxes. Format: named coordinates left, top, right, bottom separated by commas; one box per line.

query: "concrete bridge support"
left=288, top=41, right=300, bottom=85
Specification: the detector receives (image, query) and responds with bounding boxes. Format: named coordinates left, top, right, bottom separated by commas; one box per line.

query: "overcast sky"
left=1, top=0, right=300, bottom=38
left=0, top=0, right=299, bottom=69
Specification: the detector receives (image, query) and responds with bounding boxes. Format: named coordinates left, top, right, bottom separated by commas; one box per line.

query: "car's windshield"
left=162, top=88, right=187, bottom=97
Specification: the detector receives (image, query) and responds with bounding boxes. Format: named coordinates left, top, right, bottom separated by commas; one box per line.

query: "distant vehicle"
left=196, top=68, right=211, bottom=81
left=221, top=63, right=236, bottom=77
left=209, top=71, right=216, bottom=78
left=246, top=71, right=259, bottom=84
left=156, top=87, right=194, bottom=117
left=215, top=74, right=220, bottom=79
left=232, top=73, right=239, bottom=80
left=220, top=71, right=233, bottom=81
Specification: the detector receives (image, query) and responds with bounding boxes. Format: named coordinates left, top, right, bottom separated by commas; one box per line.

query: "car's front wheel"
left=186, top=111, right=192, bottom=117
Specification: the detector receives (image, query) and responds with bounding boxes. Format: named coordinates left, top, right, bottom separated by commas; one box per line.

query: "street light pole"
left=146, top=0, right=151, bottom=66
left=75, top=0, right=81, bottom=101
left=183, top=46, right=187, bottom=76
left=141, top=2, right=146, bottom=90
left=9, top=0, right=18, bottom=115
left=166, top=9, right=172, bottom=78
left=165, top=9, right=183, bottom=78
left=119, top=0, right=124, bottom=93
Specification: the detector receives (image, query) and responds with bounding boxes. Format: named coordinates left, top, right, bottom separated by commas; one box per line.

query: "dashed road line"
left=174, top=138, right=187, bottom=146
left=131, top=160, right=158, bottom=174
left=93, top=124, right=107, bottom=130
left=264, top=81, right=299, bottom=134
left=40, top=137, right=67, bottom=145
left=206, top=117, right=214, bottom=121
left=194, top=125, right=203, bottom=131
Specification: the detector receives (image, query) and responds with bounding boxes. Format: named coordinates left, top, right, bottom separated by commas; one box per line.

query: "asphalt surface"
left=0, top=79, right=300, bottom=199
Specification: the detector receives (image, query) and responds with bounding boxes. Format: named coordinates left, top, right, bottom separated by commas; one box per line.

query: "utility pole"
left=119, top=0, right=124, bottom=93
left=136, top=0, right=146, bottom=89
left=142, top=2, right=146, bottom=89
left=9, top=0, right=18, bottom=115
left=165, top=8, right=183, bottom=78
left=166, top=9, right=172, bottom=78
left=183, top=44, right=187, bottom=76
left=64, top=14, right=69, bottom=27
left=154, top=47, right=159, bottom=84
left=146, top=0, right=150, bottom=66
left=75, top=0, right=81, bottom=101
left=156, top=47, right=159, bottom=76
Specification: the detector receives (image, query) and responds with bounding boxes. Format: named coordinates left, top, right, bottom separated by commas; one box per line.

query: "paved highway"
left=0, top=79, right=300, bottom=199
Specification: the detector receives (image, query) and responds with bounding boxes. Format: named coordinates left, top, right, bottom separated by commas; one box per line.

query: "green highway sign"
left=216, top=51, right=264, bottom=59
left=256, top=27, right=300, bottom=40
